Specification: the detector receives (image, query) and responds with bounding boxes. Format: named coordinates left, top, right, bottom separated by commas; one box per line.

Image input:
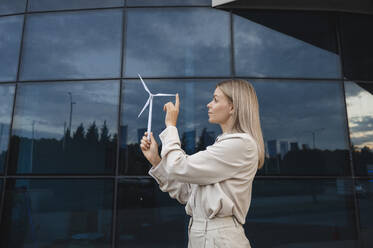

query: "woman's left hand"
left=163, top=93, right=179, bottom=127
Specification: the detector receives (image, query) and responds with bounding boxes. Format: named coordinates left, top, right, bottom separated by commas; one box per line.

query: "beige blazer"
left=148, top=125, right=258, bottom=225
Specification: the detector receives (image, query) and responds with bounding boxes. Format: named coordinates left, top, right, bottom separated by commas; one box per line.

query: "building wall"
left=0, top=0, right=372, bottom=247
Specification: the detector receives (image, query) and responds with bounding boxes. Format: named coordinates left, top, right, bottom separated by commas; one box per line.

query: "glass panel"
left=253, top=79, right=350, bottom=176
left=124, top=8, right=231, bottom=77
left=246, top=179, right=357, bottom=247
left=116, top=178, right=188, bottom=247
left=0, top=179, right=113, bottom=248
left=0, top=179, right=2, bottom=205
left=0, top=0, right=26, bottom=15
left=0, top=15, right=23, bottom=82
left=28, top=0, right=124, bottom=11
left=0, top=85, right=15, bottom=174
left=120, top=79, right=222, bottom=175
left=344, top=81, right=373, bottom=176
left=9, top=81, right=119, bottom=174
left=340, top=14, right=373, bottom=81
left=127, top=0, right=210, bottom=6
left=356, top=179, right=373, bottom=248
left=121, top=79, right=350, bottom=176
left=20, top=10, right=122, bottom=81
left=233, top=11, right=341, bottom=78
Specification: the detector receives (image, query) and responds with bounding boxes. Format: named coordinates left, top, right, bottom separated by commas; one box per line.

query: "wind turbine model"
left=137, top=74, right=176, bottom=140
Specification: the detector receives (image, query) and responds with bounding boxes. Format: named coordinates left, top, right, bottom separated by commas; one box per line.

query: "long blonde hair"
left=217, top=79, right=265, bottom=170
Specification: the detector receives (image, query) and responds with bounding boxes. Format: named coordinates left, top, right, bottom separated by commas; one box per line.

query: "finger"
left=175, top=93, right=179, bottom=110
left=164, top=102, right=170, bottom=112
left=150, top=132, right=155, bottom=141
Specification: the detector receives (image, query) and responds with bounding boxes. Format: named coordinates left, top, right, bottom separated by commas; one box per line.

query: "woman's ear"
left=229, top=103, right=234, bottom=115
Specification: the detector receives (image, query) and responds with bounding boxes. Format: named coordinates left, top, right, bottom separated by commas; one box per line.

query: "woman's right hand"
left=140, top=132, right=161, bottom=167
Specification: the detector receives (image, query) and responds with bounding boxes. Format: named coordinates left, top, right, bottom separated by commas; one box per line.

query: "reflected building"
left=280, top=141, right=289, bottom=160
left=183, top=129, right=196, bottom=155
left=137, top=128, right=147, bottom=145
left=203, top=130, right=215, bottom=147
left=290, top=142, right=299, bottom=151
left=267, top=140, right=278, bottom=158
left=302, top=144, right=310, bottom=150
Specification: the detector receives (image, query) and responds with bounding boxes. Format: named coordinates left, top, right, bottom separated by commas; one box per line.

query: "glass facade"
left=0, top=1, right=372, bottom=247
left=0, top=15, right=23, bottom=82
left=0, top=84, right=15, bottom=174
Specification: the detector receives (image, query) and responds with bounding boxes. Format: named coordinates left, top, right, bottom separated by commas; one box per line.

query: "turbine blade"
left=154, top=93, right=176, bottom=96
left=138, top=96, right=151, bottom=118
left=138, top=74, right=151, bottom=95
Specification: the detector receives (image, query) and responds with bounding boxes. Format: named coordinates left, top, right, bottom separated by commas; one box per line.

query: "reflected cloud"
left=20, top=10, right=122, bottom=80
left=0, top=84, right=15, bottom=172
left=8, top=81, right=119, bottom=174
left=253, top=80, right=348, bottom=151
left=28, top=0, right=124, bottom=11
left=234, top=13, right=341, bottom=78
left=124, top=8, right=231, bottom=77
left=0, top=0, right=26, bottom=15
left=0, top=15, right=23, bottom=82
left=120, top=79, right=350, bottom=176
left=345, top=81, right=373, bottom=150
left=13, top=81, right=119, bottom=139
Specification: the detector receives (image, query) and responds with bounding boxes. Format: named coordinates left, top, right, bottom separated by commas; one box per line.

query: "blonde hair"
left=217, top=79, right=265, bottom=170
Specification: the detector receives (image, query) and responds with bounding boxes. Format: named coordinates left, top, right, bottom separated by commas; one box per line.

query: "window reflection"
left=124, top=8, right=231, bottom=77
left=233, top=11, right=341, bottom=78
left=28, top=0, right=124, bottom=11
left=344, top=81, right=373, bottom=176
left=340, top=14, right=373, bottom=81
left=0, top=179, right=113, bottom=248
left=127, top=0, right=210, bottom=6
left=120, top=79, right=222, bottom=175
left=117, top=178, right=188, bottom=247
left=0, top=0, right=26, bottom=15
left=355, top=179, right=373, bottom=248
left=20, top=10, right=122, bottom=81
left=0, top=15, right=23, bottom=82
left=0, top=85, right=15, bottom=174
left=252, top=80, right=350, bottom=176
left=246, top=179, right=357, bottom=247
left=9, top=81, right=119, bottom=174
left=121, top=79, right=350, bottom=176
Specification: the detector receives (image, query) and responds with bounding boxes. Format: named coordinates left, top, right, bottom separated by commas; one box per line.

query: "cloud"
left=124, top=8, right=231, bottom=77
left=13, top=81, right=119, bottom=139
left=20, top=9, right=122, bottom=80
left=0, top=15, right=23, bottom=82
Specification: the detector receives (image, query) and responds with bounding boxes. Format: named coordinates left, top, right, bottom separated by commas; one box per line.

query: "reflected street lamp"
left=68, top=92, right=76, bottom=137
left=303, top=128, right=325, bottom=149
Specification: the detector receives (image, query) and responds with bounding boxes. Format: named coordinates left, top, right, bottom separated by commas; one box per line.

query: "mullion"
left=2, top=175, right=373, bottom=179
left=15, top=76, right=347, bottom=83
left=0, top=0, right=29, bottom=233
left=336, top=13, right=363, bottom=247
left=111, top=4, right=127, bottom=247
left=230, top=10, right=235, bottom=77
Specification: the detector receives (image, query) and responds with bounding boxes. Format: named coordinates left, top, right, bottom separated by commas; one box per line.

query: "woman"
left=140, top=79, right=265, bottom=248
